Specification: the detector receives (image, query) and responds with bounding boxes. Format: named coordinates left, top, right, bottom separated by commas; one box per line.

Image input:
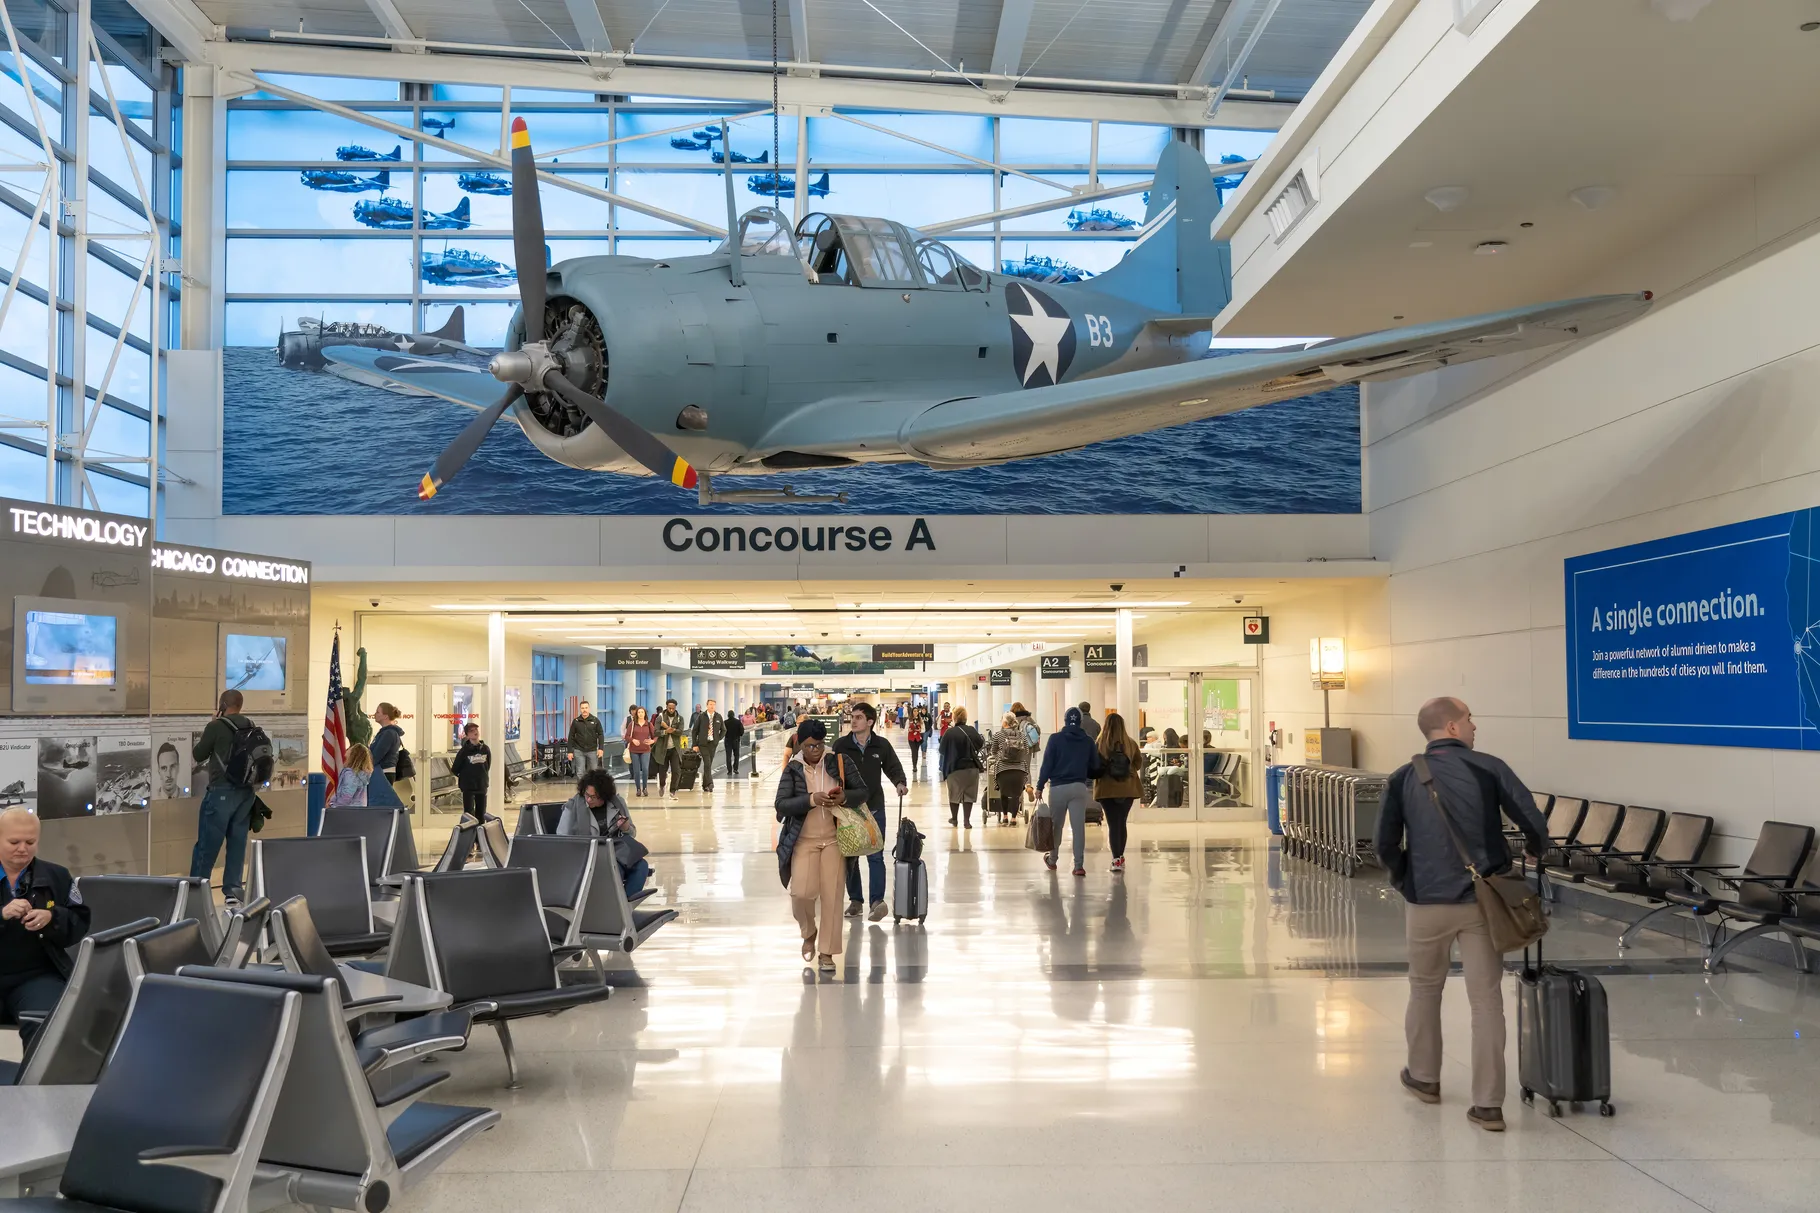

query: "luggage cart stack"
left=1279, top=764, right=1390, bottom=876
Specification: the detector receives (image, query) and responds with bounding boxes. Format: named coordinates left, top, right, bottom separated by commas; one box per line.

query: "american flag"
left=321, top=632, right=349, bottom=801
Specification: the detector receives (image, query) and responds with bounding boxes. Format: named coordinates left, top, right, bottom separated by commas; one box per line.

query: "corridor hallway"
left=406, top=728, right=1813, bottom=1212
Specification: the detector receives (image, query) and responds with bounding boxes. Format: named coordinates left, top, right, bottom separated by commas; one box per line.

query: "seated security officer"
left=0, top=806, right=90, bottom=1043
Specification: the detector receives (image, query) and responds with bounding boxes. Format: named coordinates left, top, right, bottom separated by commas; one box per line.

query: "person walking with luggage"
left=624, top=705, right=656, bottom=797
left=449, top=721, right=492, bottom=823
left=724, top=708, right=745, bottom=780
left=986, top=712, right=1032, bottom=822
left=1376, top=697, right=1549, bottom=1131
left=939, top=707, right=983, bottom=828
left=691, top=698, right=725, bottom=793
left=833, top=702, right=907, bottom=922
left=775, top=719, right=871, bottom=973
left=1094, top=711, right=1142, bottom=872
left=189, top=690, right=268, bottom=905
left=1035, top=707, right=1103, bottom=876
left=568, top=701, right=606, bottom=775
left=652, top=699, right=685, bottom=798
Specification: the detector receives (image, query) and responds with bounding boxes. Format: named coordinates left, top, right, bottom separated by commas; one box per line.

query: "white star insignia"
left=1009, top=285, right=1073, bottom=386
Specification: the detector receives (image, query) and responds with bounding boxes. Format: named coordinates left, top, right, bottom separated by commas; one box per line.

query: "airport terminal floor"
left=373, top=727, right=1815, bottom=1213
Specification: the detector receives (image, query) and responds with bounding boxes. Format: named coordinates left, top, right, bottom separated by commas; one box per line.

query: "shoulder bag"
left=1411, top=754, right=1547, bottom=952
left=831, top=755, right=884, bottom=858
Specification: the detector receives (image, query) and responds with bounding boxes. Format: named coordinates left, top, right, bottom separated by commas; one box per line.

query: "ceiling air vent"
left=1265, top=153, right=1321, bottom=244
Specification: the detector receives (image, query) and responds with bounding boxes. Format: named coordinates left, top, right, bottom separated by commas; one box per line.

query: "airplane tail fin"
left=814, top=172, right=829, bottom=190
left=427, top=306, right=464, bottom=343
left=452, top=197, right=471, bottom=221
left=375, top=170, right=390, bottom=190
left=385, top=145, right=401, bottom=160
left=1090, top=140, right=1231, bottom=316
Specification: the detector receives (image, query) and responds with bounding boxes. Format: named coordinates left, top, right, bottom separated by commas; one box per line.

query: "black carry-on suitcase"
left=676, top=749, right=702, bottom=791
left=892, top=797, right=928, bottom=924
left=1518, top=937, right=1614, bottom=1118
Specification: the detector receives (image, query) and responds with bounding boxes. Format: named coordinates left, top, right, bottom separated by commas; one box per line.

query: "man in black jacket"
left=449, top=721, right=492, bottom=822
left=569, top=701, right=605, bottom=774
left=0, top=807, right=91, bottom=1045
left=834, top=702, right=907, bottom=921
left=690, top=698, right=725, bottom=792
left=1374, top=697, right=1549, bottom=1133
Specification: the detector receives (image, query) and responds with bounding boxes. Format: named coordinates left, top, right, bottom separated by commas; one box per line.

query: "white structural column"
left=1012, top=666, right=1037, bottom=721
left=1115, top=609, right=1135, bottom=720
left=487, top=612, right=506, bottom=810
left=989, top=0, right=1034, bottom=77
left=563, top=0, right=613, bottom=53
left=787, top=0, right=810, bottom=62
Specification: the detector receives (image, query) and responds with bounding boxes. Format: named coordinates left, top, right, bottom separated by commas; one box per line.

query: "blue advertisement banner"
left=1565, top=508, right=1820, bottom=750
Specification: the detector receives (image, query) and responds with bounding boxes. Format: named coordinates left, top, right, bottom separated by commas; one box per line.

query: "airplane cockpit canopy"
left=721, top=208, right=988, bottom=290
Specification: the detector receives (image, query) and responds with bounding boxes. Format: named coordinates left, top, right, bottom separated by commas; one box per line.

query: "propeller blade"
left=509, top=117, right=547, bottom=344
left=417, top=384, right=522, bottom=500
left=542, top=373, right=697, bottom=490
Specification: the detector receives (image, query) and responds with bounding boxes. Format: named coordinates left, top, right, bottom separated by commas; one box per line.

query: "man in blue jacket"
left=1374, top=697, right=1549, bottom=1132
left=1035, top=707, right=1103, bottom=876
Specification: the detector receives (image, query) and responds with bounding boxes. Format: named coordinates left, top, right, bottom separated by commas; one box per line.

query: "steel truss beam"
left=212, top=41, right=1286, bottom=129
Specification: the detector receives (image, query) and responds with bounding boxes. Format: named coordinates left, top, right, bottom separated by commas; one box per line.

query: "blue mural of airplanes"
left=1001, top=254, right=1094, bottom=284
left=457, top=171, right=511, bottom=195
left=337, top=144, right=402, bottom=162
left=747, top=170, right=829, bottom=199
left=354, top=195, right=472, bottom=231
left=300, top=167, right=390, bottom=194
left=420, top=247, right=518, bottom=288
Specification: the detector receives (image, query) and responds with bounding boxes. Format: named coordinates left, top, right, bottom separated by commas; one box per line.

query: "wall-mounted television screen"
left=11, top=597, right=128, bottom=714
left=24, top=610, right=118, bottom=685
left=224, top=633, right=287, bottom=692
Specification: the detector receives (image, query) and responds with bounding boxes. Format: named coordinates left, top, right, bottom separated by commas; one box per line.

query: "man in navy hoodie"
left=1035, top=707, right=1103, bottom=876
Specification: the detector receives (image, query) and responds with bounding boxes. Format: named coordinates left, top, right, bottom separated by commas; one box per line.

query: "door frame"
left=366, top=669, right=489, bottom=829
left=1129, top=666, right=1262, bottom=822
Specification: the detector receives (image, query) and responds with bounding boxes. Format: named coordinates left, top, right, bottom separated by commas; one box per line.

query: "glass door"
left=365, top=674, right=485, bottom=829
left=1132, top=668, right=1261, bottom=822
left=1133, top=672, right=1194, bottom=822
left=1199, top=675, right=1257, bottom=813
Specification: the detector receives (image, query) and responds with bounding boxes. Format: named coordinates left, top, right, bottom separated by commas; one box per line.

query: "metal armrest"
left=1638, top=861, right=1738, bottom=871
left=343, top=992, right=406, bottom=1012
left=1713, top=873, right=1804, bottom=888
left=140, top=1146, right=239, bottom=1181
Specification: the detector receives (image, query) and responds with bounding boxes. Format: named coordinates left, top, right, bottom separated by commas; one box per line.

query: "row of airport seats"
left=1521, top=792, right=1820, bottom=972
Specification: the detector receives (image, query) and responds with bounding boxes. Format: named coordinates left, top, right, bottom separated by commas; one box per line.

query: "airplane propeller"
left=415, top=116, right=700, bottom=500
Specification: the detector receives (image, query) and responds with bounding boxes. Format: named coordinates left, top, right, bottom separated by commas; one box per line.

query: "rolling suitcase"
left=1518, top=938, right=1614, bottom=1118
left=676, top=749, right=702, bottom=791
left=892, top=798, right=928, bottom=924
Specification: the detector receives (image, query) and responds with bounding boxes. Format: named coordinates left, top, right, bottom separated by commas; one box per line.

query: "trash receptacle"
left=1266, top=764, right=1287, bottom=835
left=307, top=772, right=326, bottom=837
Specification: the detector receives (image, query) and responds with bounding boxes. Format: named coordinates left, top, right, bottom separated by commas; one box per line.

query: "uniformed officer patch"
left=1005, top=282, right=1077, bottom=389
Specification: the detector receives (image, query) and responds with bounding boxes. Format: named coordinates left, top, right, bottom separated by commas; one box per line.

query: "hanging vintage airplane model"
left=321, top=118, right=1652, bottom=506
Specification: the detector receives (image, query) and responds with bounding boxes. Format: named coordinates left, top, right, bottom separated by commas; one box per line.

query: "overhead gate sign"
left=1565, top=507, right=1820, bottom=750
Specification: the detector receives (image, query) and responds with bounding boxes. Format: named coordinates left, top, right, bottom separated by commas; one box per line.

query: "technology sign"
left=1565, top=508, right=1820, bottom=750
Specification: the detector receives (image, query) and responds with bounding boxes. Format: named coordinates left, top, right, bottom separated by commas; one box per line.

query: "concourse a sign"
left=602, top=648, right=659, bottom=670
left=989, top=668, right=1012, bottom=686
left=1565, top=506, right=1820, bottom=750
left=1083, top=645, right=1116, bottom=673
left=1040, top=655, right=1070, bottom=679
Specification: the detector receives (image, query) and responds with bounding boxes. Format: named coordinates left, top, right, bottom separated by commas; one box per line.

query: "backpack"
left=222, top=719, right=275, bottom=788
left=999, top=729, right=1029, bottom=768
left=1104, top=745, right=1132, bottom=782
left=1021, top=719, right=1040, bottom=750
left=394, top=746, right=416, bottom=782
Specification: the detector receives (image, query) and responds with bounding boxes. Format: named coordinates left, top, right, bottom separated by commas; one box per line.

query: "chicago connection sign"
left=1565, top=507, right=1820, bottom=750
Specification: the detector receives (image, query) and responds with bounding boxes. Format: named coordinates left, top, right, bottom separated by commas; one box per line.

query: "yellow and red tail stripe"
left=418, top=473, right=440, bottom=500
left=510, top=116, right=531, bottom=150
left=671, top=458, right=698, bottom=489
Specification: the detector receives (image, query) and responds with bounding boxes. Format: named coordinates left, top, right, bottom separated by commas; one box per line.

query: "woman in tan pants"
left=774, top=719, right=870, bottom=973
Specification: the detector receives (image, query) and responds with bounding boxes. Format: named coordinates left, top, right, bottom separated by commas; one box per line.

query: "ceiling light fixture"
left=1568, top=185, right=1617, bottom=211
left=1474, top=240, right=1507, bottom=255
left=1423, top=185, right=1470, bottom=212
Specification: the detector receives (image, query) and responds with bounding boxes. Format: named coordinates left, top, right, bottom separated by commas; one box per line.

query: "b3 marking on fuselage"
left=1082, top=314, right=1115, bottom=348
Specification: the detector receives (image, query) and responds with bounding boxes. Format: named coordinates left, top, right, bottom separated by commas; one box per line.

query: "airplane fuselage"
left=505, top=248, right=1207, bottom=477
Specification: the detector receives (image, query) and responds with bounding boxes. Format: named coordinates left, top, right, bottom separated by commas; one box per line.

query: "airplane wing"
left=891, top=292, right=1650, bottom=466
left=319, top=345, right=508, bottom=414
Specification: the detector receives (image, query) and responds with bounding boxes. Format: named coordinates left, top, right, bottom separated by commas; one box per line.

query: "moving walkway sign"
left=1040, top=655, right=1070, bottom=679
left=1083, top=645, right=1116, bottom=672
left=690, top=646, right=747, bottom=669
left=602, top=648, right=659, bottom=669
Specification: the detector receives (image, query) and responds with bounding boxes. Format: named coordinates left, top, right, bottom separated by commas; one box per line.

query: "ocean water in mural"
left=221, top=345, right=1360, bottom=516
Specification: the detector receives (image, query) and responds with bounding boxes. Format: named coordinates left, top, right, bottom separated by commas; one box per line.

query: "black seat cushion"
left=343, top=958, right=387, bottom=975
left=1663, top=889, right=1718, bottom=911
left=628, top=889, right=656, bottom=905
left=1582, top=874, right=1650, bottom=896
left=1717, top=902, right=1783, bottom=926
left=457, top=984, right=610, bottom=1021
left=386, top=1102, right=495, bottom=1167
left=1, top=1199, right=114, bottom=1213
left=323, top=931, right=393, bottom=957
left=0, top=1058, right=17, bottom=1084
left=632, top=908, right=675, bottom=932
